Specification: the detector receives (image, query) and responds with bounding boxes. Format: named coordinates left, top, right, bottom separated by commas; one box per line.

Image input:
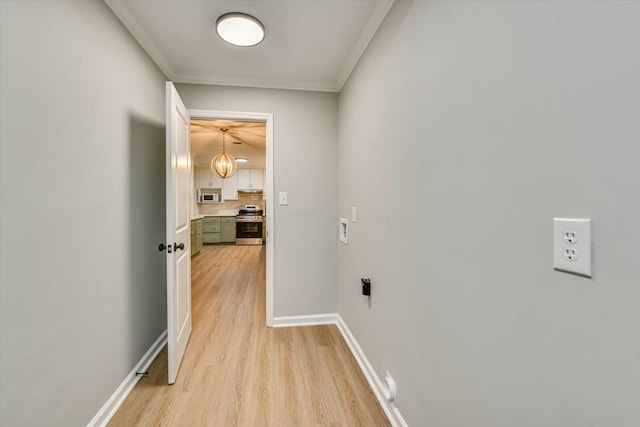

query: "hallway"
left=109, top=245, right=389, bottom=426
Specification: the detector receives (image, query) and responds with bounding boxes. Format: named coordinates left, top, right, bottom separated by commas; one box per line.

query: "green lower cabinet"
left=221, top=217, right=236, bottom=243
left=203, top=232, right=221, bottom=243
left=190, top=227, right=195, bottom=254
left=202, top=216, right=237, bottom=244
left=202, top=216, right=221, bottom=244
left=191, top=218, right=203, bottom=256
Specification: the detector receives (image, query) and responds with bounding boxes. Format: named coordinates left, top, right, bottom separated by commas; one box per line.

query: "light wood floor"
left=109, top=244, right=390, bottom=426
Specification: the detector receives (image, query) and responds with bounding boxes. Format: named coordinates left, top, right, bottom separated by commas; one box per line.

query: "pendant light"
left=211, top=128, right=237, bottom=178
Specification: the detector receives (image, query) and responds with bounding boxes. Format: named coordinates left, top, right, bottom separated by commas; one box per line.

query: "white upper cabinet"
left=250, top=169, right=263, bottom=190
left=222, top=173, right=238, bottom=200
left=237, top=168, right=264, bottom=190
left=236, top=169, right=251, bottom=189
left=198, top=166, right=223, bottom=188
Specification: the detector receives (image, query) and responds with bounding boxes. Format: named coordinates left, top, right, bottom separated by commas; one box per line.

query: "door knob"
left=159, top=243, right=167, bottom=252
left=174, top=242, right=185, bottom=251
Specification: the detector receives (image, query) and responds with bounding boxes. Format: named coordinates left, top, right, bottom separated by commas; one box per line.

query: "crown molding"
left=335, top=0, right=395, bottom=91
left=106, top=0, right=395, bottom=93
left=174, top=73, right=338, bottom=93
left=105, top=0, right=176, bottom=79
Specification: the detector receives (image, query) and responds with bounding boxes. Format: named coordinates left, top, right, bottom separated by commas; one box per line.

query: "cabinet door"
left=221, top=221, right=236, bottom=243
left=203, top=232, right=221, bottom=243
left=195, top=219, right=203, bottom=253
left=236, top=169, right=251, bottom=189
left=202, top=223, right=221, bottom=233
left=198, top=167, right=223, bottom=188
left=190, top=221, right=197, bottom=255
left=250, top=169, right=263, bottom=190
left=210, top=173, right=223, bottom=189
left=198, top=167, right=212, bottom=188
left=222, top=174, right=238, bottom=200
left=198, top=167, right=222, bottom=188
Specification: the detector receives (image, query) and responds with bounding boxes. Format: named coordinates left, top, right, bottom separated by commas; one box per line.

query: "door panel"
left=166, top=82, right=192, bottom=385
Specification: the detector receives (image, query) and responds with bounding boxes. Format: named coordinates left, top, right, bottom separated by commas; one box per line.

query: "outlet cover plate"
left=553, top=218, right=592, bottom=277
left=279, top=191, right=288, bottom=206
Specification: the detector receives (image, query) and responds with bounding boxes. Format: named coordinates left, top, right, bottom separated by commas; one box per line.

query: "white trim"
left=86, top=316, right=407, bottom=426
left=176, top=74, right=339, bottom=93
left=272, top=313, right=408, bottom=426
left=187, top=108, right=275, bottom=327
left=334, top=0, right=395, bottom=91
left=264, top=116, right=274, bottom=326
left=87, top=330, right=167, bottom=427
left=272, top=313, right=339, bottom=328
left=106, top=0, right=394, bottom=92
left=104, top=1, right=175, bottom=79
left=335, top=315, right=408, bottom=427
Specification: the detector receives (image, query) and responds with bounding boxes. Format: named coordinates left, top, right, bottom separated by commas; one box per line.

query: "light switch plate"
left=553, top=218, right=592, bottom=277
left=279, top=192, right=288, bottom=206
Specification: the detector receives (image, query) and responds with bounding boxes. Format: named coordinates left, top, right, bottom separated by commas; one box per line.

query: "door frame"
left=189, top=109, right=274, bottom=327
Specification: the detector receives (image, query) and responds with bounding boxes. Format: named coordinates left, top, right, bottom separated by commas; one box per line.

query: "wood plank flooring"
left=108, top=245, right=390, bottom=426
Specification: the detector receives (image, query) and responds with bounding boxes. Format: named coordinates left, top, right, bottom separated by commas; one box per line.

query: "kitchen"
left=188, top=119, right=266, bottom=255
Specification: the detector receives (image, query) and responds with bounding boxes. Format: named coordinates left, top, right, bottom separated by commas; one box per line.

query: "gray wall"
left=175, top=83, right=339, bottom=317
left=338, top=1, right=640, bottom=426
left=0, top=1, right=168, bottom=425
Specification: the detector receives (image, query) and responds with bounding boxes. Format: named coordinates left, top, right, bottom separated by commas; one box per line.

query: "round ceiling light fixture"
left=216, top=12, right=264, bottom=47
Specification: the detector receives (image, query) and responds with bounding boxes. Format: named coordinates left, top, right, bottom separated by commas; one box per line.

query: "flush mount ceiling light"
left=211, top=128, right=237, bottom=178
left=236, top=158, right=248, bottom=163
left=216, top=12, right=264, bottom=47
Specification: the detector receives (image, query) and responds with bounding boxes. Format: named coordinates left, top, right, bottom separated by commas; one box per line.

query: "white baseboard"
left=87, top=317, right=406, bottom=426
left=335, top=315, right=408, bottom=427
left=87, top=330, right=167, bottom=427
left=273, top=313, right=407, bottom=426
left=272, top=313, right=339, bottom=327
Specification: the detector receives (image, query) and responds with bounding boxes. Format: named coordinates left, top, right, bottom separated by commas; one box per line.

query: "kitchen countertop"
left=194, top=210, right=240, bottom=218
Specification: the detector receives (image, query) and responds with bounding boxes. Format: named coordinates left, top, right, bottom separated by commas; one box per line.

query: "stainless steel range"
left=236, top=204, right=263, bottom=245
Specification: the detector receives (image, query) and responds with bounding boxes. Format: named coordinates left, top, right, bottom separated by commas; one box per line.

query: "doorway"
left=188, top=109, right=274, bottom=326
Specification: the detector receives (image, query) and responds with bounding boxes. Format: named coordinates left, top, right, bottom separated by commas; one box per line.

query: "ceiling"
left=191, top=120, right=266, bottom=169
left=105, top=0, right=394, bottom=92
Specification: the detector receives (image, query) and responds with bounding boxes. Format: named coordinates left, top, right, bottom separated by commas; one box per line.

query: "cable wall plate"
left=339, top=218, right=349, bottom=244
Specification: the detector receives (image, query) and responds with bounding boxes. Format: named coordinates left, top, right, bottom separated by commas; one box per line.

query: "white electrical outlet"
left=553, top=218, right=591, bottom=277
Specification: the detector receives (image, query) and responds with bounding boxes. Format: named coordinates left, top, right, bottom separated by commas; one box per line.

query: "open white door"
left=165, top=82, right=192, bottom=384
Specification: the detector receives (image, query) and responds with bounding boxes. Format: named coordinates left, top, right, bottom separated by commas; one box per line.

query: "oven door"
left=235, top=219, right=263, bottom=245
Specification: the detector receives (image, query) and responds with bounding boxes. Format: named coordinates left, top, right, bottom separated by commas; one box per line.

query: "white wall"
left=0, top=1, right=168, bottom=425
left=338, top=1, right=640, bottom=426
left=175, top=83, right=339, bottom=317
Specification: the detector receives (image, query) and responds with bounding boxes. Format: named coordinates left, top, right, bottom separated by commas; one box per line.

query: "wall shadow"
left=127, top=114, right=167, bottom=366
